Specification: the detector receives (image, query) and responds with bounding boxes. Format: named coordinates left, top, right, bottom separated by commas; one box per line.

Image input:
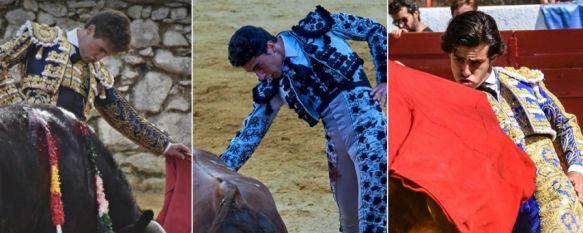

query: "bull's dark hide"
left=389, top=178, right=457, bottom=233
left=193, top=148, right=287, bottom=233
left=0, top=104, right=150, bottom=233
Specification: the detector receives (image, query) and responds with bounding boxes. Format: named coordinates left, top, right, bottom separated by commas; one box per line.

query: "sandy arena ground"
left=193, top=1, right=387, bottom=232
left=136, top=191, right=163, bottom=215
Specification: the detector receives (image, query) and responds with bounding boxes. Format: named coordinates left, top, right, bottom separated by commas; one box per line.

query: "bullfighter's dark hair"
left=85, top=10, right=131, bottom=53
left=228, top=26, right=277, bottom=67
left=441, top=11, right=505, bottom=59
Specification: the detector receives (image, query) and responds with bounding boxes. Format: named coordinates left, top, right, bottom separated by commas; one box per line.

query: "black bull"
left=0, top=105, right=164, bottom=233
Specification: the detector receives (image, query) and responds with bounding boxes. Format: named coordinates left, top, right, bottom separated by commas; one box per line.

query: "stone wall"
left=0, top=0, right=192, bottom=192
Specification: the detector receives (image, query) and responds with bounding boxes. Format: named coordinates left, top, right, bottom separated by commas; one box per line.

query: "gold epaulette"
left=90, top=61, right=114, bottom=100
left=496, top=66, right=544, bottom=84
left=16, top=21, right=62, bottom=48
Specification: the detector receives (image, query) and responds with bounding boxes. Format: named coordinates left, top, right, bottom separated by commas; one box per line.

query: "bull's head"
left=116, top=210, right=166, bottom=233
left=207, top=181, right=280, bottom=233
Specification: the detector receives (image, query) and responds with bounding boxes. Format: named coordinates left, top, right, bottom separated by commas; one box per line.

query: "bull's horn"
left=144, top=220, right=166, bottom=233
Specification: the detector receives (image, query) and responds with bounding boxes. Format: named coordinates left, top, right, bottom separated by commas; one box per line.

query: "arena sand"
left=193, top=1, right=387, bottom=232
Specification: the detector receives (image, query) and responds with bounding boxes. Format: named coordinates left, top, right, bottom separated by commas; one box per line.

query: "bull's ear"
left=133, top=210, right=154, bottom=233
left=216, top=180, right=242, bottom=208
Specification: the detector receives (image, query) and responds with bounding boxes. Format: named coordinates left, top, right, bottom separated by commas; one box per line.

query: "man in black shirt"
left=389, top=0, right=433, bottom=38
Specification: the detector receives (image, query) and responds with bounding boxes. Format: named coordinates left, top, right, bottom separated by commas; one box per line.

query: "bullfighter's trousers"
left=526, top=136, right=583, bottom=233
left=321, top=86, right=387, bottom=233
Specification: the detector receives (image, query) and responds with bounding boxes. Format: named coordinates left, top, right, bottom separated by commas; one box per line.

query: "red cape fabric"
left=388, top=61, right=536, bottom=233
left=156, top=157, right=192, bottom=233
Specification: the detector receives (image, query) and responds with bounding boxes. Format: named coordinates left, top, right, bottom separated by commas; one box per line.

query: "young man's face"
left=449, top=44, right=494, bottom=88
left=242, top=41, right=284, bottom=81
left=392, top=7, right=419, bottom=32
left=78, top=25, right=114, bottom=63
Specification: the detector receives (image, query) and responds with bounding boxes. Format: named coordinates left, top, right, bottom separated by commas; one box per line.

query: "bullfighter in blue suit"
left=220, top=6, right=387, bottom=233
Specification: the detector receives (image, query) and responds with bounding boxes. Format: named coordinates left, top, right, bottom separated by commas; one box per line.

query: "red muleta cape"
left=157, top=157, right=192, bottom=233
left=388, top=60, right=536, bottom=233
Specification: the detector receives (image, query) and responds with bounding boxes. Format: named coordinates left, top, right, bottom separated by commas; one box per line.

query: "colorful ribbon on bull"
left=43, top=124, right=64, bottom=233
left=77, top=122, right=114, bottom=233
left=41, top=121, right=114, bottom=233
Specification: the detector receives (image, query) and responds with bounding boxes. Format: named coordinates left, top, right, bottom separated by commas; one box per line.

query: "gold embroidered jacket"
left=0, top=21, right=170, bottom=154
left=487, top=66, right=583, bottom=167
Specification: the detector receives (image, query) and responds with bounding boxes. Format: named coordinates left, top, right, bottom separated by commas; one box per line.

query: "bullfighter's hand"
left=371, top=83, right=387, bottom=105
left=164, top=143, right=192, bottom=160
left=568, top=171, right=583, bottom=203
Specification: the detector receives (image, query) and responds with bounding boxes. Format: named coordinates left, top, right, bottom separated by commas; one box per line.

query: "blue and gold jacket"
left=0, top=21, right=170, bottom=154
left=487, top=66, right=583, bottom=168
left=221, top=6, right=387, bottom=170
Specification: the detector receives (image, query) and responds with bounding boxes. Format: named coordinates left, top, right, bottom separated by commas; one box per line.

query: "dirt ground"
left=193, top=1, right=386, bottom=232
left=136, top=191, right=163, bottom=216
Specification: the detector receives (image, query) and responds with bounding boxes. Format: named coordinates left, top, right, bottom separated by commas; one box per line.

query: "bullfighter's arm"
left=220, top=96, right=284, bottom=171
left=329, top=11, right=387, bottom=85
left=0, top=23, right=35, bottom=74
left=95, top=88, right=171, bottom=155
left=0, top=21, right=43, bottom=104
left=537, top=81, right=583, bottom=173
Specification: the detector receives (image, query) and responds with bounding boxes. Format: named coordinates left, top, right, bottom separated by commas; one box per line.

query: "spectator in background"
left=541, top=0, right=557, bottom=4
left=450, top=0, right=478, bottom=16
left=389, top=0, right=433, bottom=39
